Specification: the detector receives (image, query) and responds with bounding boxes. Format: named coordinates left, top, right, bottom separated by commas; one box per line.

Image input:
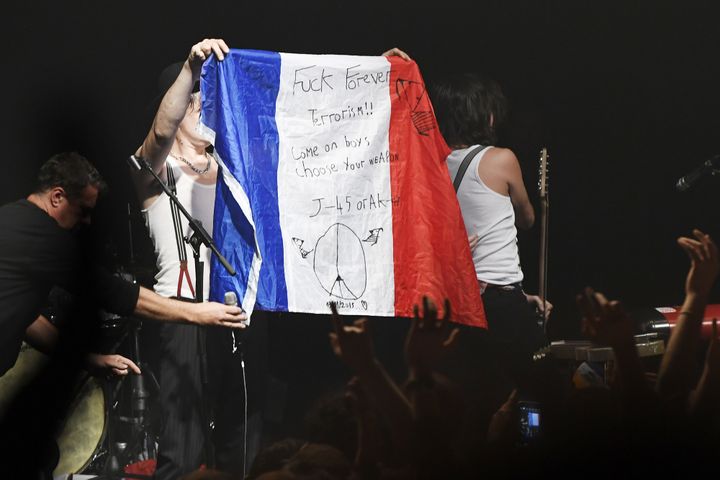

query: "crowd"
left=224, top=228, right=718, bottom=479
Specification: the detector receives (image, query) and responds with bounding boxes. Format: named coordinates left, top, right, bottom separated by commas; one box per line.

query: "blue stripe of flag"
left=202, top=50, right=289, bottom=310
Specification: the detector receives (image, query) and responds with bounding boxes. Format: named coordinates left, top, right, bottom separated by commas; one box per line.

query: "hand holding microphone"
left=225, top=291, right=247, bottom=353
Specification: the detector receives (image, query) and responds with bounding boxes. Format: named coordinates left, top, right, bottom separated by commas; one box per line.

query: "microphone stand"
left=128, top=155, right=235, bottom=277
left=128, top=155, right=236, bottom=469
left=676, top=154, right=720, bottom=192
left=102, top=317, right=159, bottom=480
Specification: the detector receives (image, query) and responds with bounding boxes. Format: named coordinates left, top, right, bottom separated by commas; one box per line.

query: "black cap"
left=157, top=61, right=200, bottom=96
left=146, top=61, right=199, bottom=114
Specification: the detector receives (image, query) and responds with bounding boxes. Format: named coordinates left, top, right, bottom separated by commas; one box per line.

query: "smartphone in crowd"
left=518, top=400, right=542, bottom=445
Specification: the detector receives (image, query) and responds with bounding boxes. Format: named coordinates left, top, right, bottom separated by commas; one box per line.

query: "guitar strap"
left=453, top=145, right=485, bottom=192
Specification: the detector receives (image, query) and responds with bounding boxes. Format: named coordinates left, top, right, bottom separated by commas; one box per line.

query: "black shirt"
left=0, top=199, right=139, bottom=375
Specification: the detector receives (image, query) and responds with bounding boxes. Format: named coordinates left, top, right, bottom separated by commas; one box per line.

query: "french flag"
left=200, top=50, right=485, bottom=327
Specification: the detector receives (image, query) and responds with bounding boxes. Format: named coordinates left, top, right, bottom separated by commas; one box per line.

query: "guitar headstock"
left=538, top=147, right=549, bottom=199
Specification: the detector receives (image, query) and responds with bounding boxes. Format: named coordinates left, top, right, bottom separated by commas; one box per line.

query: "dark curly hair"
left=35, top=152, right=107, bottom=199
left=429, top=73, right=508, bottom=148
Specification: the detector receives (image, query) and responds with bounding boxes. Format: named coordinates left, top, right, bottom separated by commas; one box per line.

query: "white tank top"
left=447, top=146, right=523, bottom=285
left=142, top=156, right=216, bottom=300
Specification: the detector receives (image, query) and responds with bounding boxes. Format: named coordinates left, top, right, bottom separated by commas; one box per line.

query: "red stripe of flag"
left=387, top=57, right=486, bottom=327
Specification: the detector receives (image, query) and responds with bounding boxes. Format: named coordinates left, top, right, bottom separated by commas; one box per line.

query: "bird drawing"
left=362, top=228, right=383, bottom=246
left=292, top=237, right=313, bottom=258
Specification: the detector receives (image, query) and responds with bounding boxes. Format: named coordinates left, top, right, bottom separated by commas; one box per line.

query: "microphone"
left=225, top=291, right=242, bottom=353
left=224, top=291, right=238, bottom=307
left=675, top=155, right=720, bottom=192
left=127, top=154, right=143, bottom=171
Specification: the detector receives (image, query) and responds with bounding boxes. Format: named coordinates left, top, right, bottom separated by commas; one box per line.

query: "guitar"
left=537, top=147, right=550, bottom=331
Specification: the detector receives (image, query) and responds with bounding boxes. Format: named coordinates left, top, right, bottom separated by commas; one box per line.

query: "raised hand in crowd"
left=678, top=229, right=719, bottom=299
left=329, top=309, right=376, bottom=375
left=404, top=297, right=459, bottom=377
left=403, top=298, right=465, bottom=477
left=577, top=287, right=655, bottom=410
left=486, top=389, right=519, bottom=447
left=344, top=376, right=382, bottom=473
left=688, top=318, right=720, bottom=420
left=329, top=303, right=413, bottom=462
left=578, top=288, right=635, bottom=350
left=657, top=229, right=719, bottom=400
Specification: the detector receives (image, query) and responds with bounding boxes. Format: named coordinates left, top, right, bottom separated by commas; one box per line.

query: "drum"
left=0, top=342, right=50, bottom=418
left=0, top=344, right=109, bottom=476
left=53, top=376, right=108, bottom=476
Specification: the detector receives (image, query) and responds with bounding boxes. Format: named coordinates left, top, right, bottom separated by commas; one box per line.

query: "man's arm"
left=479, top=148, right=535, bottom=229
left=91, top=266, right=246, bottom=329
left=24, top=315, right=59, bottom=355
left=656, top=230, right=719, bottom=398
left=25, top=315, right=142, bottom=378
left=503, top=149, right=535, bottom=229
left=132, top=39, right=229, bottom=194
left=134, top=286, right=246, bottom=329
left=688, top=319, right=720, bottom=419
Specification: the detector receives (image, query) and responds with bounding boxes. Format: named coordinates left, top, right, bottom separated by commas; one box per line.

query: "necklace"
left=169, top=151, right=212, bottom=175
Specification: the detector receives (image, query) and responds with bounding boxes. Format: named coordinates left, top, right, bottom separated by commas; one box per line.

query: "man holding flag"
left=132, top=38, right=250, bottom=479
left=132, top=38, right=417, bottom=478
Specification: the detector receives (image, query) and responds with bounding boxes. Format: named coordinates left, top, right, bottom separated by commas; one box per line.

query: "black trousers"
left=153, top=320, right=266, bottom=480
left=480, top=287, right=546, bottom=394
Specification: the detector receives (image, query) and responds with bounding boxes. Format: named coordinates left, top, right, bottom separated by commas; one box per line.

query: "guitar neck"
left=537, top=147, right=549, bottom=303
left=538, top=197, right=549, bottom=300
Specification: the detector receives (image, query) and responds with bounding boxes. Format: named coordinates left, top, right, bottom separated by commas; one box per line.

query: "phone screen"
left=518, top=401, right=541, bottom=444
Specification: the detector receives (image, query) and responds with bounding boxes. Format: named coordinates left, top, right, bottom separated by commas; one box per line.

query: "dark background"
left=2, top=0, right=719, bottom=339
